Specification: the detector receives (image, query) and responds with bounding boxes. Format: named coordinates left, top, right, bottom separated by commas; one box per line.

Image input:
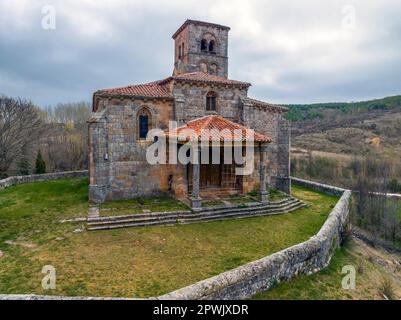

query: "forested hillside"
left=286, top=95, right=401, bottom=122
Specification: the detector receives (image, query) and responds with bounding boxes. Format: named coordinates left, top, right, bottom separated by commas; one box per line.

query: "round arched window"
left=209, top=40, right=215, bottom=53
left=201, top=39, right=208, bottom=51
left=138, top=108, right=151, bottom=139
left=206, top=92, right=217, bottom=112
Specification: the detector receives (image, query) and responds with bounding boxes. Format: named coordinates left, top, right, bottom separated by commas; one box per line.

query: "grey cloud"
left=0, top=0, right=400, bottom=106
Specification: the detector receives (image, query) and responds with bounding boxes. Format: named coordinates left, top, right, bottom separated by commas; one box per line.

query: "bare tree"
left=52, top=102, right=91, bottom=124
left=0, top=96, right=43, bottom=177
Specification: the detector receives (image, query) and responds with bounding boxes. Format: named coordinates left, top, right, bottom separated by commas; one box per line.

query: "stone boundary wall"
left=372, top=192, right=401, bottom=200
left=290, top=177, right=347, bottom=196
left=0, top=171, right=88, bottom=190
left=292, top=177, right=401, bottom=199
left=158, top=179, right=351, bottom=300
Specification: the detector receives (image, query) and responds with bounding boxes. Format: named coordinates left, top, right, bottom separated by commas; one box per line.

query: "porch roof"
left=166, top=115, right=272, bottom=143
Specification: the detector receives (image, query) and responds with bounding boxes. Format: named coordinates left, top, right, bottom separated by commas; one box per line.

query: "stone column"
left=190, top=146, right=202, bottom=210
left=259, top=143, right=269, bottom=203
left=174, top=94, right=186, bottom=126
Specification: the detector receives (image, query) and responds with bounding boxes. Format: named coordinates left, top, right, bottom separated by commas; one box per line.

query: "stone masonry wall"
left=158, top=180, right=351, bottom=300
left=0, top=170, right=88, bottom=191
left=88, top=100, right=177, bottom=203
left=241, top=103, right=291, bottom=193
left=174, top=23, right=229, bottom=77
left=173, top=82, right=248, bottom=125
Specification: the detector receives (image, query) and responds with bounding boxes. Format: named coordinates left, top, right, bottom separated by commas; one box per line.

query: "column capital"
left=260, top=143, right=269, bottom=153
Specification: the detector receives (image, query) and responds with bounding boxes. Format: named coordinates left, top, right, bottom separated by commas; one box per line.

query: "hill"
left=286, top=95, right=401, bottom=157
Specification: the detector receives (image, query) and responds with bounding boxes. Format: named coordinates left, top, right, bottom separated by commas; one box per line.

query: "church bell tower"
left=172, top=19, right=230, bottom=78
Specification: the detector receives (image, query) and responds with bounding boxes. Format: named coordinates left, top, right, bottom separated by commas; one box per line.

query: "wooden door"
left=208, top=164, right=221, bottom=187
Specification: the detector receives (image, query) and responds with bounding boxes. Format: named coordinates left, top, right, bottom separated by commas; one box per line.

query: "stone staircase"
left=87, top=197, right=307, bottom=231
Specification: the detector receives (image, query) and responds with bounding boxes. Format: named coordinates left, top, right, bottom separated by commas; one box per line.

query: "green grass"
left=0, top=179, right=338, bottom=298
left=252, top=237, right=401, bottom=300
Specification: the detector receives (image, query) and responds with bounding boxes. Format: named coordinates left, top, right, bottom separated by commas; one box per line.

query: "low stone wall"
left=0, top=170, right=88, bottom=190
left=290, top=176, right=347, bottom=196
left=159, top=179, right=351, bottom=300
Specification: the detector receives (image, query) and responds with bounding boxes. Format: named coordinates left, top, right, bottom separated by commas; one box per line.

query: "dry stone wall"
left=0, top=171, right=88, bottom=191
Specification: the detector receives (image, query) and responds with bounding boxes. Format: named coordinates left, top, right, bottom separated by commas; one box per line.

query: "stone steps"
left=87, top=198, right=307, bottom=231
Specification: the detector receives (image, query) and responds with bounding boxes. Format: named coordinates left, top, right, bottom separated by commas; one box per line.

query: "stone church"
left=88, top=19, right=290, bottom=208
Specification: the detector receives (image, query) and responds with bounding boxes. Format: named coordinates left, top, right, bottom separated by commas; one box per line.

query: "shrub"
left=379, top=277, right=396, bottom=300
left=17, top=157, right=30, bottom=175
left=388, top=179, right=401, bottom=193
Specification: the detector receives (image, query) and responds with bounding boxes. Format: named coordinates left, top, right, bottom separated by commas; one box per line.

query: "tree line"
left=0, top=95, right=90, bottom=178
left=292, top=152, right=401, bottom=249
left=285, top=95, right=401, bottom=122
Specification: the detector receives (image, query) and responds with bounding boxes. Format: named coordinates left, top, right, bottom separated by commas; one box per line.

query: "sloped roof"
left=166, top=115, right=271, bottom=143
left=172, top=19, right=230, bottom=39
left=94, top=72, right=250, bottom=102
left=246, top=98, right=288, bottom=113
left=164, top=72, right=251, bottom=87
left=94, top=80, right=173, bottom=99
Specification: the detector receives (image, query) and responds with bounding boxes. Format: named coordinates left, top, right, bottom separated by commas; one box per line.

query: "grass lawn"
left=252, top=237, right=401, bottom=300
left=0, top=179, right=338, bottom=298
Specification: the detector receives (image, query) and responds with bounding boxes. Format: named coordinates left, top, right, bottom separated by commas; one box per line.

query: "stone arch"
left=209, top=63, right=218, bottom=75
left=199, top=60, right=208, bottom=73
left=200, top=32, right=219, bottom=54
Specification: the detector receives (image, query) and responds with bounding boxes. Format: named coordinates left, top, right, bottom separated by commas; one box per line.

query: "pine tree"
left=35, top=150, right=46, bottom=174
left=17, top=157, right=30, bottom=176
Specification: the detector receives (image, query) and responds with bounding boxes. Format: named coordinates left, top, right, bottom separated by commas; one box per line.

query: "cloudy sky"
left=0, top=0, right=400, bottom=107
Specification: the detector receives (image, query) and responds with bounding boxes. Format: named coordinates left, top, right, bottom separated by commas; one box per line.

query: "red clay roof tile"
left=94, top=72, right=250, bottom=101
left=95, top=81, right=173, bottom=99
left=167, top=72, right=251, bottom=87
left=166, top=115, right=271, bottom=143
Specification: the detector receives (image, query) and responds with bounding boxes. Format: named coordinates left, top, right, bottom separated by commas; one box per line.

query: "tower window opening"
left=209, top=40, right=215, bottom=53
left=201, top=39, right=207, bottom=51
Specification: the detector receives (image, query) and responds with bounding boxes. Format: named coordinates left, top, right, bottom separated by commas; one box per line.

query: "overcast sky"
left=0, top=0, right=400, bottom=107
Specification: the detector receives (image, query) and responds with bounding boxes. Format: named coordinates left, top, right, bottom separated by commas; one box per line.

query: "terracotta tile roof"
left=94, top=81, right=173, bottom=99
left=94, top=72, right=249, bottom=102
left=246, top=98, right=288, bottom=113
left=166, top=115, right=271, bottom=143
left=162, top=72, right=251, bottom=88
left=172, top=19, right=230, bottom=39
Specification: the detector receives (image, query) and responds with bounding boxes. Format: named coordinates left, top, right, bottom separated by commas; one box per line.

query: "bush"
left=379, top=277, right=396, bottom=300
left=388, top=179, right=401, bottom=193
left=17, top=157, right=31, bottom=175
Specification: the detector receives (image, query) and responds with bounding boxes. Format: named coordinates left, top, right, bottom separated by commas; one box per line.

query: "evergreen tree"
left=35, top=150, right=46, bottom=174
left=17, top=157, right=30, bottom=176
